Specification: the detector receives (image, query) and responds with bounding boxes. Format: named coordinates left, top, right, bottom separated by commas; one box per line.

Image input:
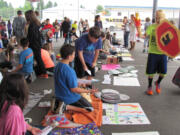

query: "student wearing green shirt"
left=146, top=10, right=167, bottom=95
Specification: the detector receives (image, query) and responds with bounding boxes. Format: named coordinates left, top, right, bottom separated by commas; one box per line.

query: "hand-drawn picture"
left=103, top=103, right=150, bottom=125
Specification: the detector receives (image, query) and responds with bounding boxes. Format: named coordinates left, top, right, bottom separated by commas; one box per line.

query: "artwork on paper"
left=113, top=77, right=140, bottom=86
left=103, top=103, right=150, bottom=125
left=112, top=131, right=159, bottom=135
left=156, top=19, right=180, bottom=58
left=102, top=64, right=120, bottom=71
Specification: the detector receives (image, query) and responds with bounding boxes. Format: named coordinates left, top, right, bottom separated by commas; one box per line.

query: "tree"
left=96, top=5, right=104, bottom=14
left=54, top=2, right=58, bottom=7
left=23, top=0, right=33, bottom=11
left=80, top=5, right=85, bottom=9
left=0, top=0, right=8, bottom=8
left=36, top=0, right=45, bottom=10
left=0, top=0, right=15, bottom=20
left=105, top=9, right=111, bottom=16
left=45, top=1, right=53, bottom=9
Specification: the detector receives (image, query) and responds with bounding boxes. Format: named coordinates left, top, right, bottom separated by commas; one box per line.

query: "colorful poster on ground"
left=103, top=103, right=150, bottom=125
left=156, top=19, right=180, bottom=58
left=112, top=131, right=159, bottom=135
left=113, top=77, right=140, bottom=86
left=102, top=64, right=120, bottom=71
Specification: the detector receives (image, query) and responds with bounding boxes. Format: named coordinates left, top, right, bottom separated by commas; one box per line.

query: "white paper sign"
left=113, top=77, right=140, bottom=86
left=122, top=57, right=134, bottom=61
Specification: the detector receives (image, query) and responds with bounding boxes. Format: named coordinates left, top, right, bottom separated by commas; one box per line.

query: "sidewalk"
left=26, top=36, right=180, bottom=135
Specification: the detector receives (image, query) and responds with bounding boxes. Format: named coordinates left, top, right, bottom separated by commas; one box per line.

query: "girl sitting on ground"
left=0, top=73, right=42, bottom=135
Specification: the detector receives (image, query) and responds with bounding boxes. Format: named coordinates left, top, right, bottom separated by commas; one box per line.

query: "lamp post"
left=152, top=0, right=158, bottom=21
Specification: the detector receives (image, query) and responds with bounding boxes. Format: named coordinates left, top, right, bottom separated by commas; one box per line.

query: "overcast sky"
left=5, top=0, right=180, bottom=9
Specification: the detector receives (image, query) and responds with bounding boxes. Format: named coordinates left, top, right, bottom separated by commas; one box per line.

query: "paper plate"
left=102, top=89, right=119, bottom=95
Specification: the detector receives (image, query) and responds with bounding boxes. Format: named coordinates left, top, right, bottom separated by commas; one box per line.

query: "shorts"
left=146, top=53, right=167, bottom=76
left=74, top=57, right=95, bottom=78
left=129, top=32, right=136, bottom=42
left=47, top=38, right=53, bottom=43
left=70, top=96, right=93, bottom=112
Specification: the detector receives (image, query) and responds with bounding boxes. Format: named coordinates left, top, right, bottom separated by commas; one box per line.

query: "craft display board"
left=113, top=77, right=140, bottom=86
left=103, top=103, right=150, bottom=125
left=102, top=64, right=120, bottom=70
left=156, top=19, right=180, bottom=58
left=112, top=131, right=159, bottom=135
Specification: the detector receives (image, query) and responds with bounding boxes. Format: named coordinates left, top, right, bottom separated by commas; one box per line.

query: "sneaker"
left=146, top=87, right=153, bottom=95
left=59, top=102, right=66, bottom=115
left=39, top=74, right=48, bottom=79
left=155, top=81, right=161, bottom=94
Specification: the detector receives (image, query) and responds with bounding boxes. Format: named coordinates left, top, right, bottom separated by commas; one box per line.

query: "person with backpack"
left=12, top=10, right=26, bottom=46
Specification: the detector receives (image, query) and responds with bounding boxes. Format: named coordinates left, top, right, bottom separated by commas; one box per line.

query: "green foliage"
left=0, top=0, right=15, bottom=20
left=0, top=0, right=59, bottom=20
left=23, top=0, right=33, bottom=11
left=45, top=1, right=53, bottom=9
left=96, top=5, right=104, bottom=13
left=80, top=5, right=85, bottom=9
left=54, top=2, right=58, bottom=7
left=0, top=0, right=8, bottom=8
left=36, top=0, right=45, bottom=10
left=105, top=9, right=111, bottom=16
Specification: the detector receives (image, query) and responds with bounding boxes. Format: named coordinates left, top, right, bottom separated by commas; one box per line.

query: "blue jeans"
left=64, top=32, right=71, bottom=44
left=54, top=32, right=59, bottom=41
left=144, top=37, right=149, bottom=48
left=124, top=31, right=130, bottom=48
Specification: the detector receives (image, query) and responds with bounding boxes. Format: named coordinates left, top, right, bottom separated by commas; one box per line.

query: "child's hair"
left=101, top=32, right=105, bottom=38
left=5, top=45, right=14, bottom=59
left=43, top=43, right=51, bottom=51
left=9, top=36, right=17, bottom=45
left=35, top=11, right=39, bottom=16
left=145, top=17, right=150, bottom=22
left=0, top=73, right=29, bottom=116
left=170, top=20, right=175, bottom=25
left=17, top=10, right=22, bottom=15
left=89, top=27, right=101, bottom=39
left=20, top=37, right=29, bottom=48
left=60, top=45, right=75, bottom=59
left=106, top=33, right=111, bottom=40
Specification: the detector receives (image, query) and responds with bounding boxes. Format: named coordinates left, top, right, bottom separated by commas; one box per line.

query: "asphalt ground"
left=26, top=36, right=180, bottom=135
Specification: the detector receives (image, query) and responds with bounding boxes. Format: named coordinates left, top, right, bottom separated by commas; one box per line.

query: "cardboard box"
left=106, top=55, right=118, bottom=64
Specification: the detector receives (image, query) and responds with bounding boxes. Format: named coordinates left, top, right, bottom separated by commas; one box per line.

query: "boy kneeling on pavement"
left=53, top=45, right=98, bottom=114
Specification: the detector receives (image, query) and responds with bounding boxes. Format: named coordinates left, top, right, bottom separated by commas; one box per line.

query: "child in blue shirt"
left=74, top=27, right=102, bottom=80
left=12, top=38, right=34, bottom=76
left=54, top=45, right=97, bottom=114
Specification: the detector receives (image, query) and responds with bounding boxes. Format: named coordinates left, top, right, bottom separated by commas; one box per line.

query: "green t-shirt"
left=146, top=24, right=163, bottom=54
